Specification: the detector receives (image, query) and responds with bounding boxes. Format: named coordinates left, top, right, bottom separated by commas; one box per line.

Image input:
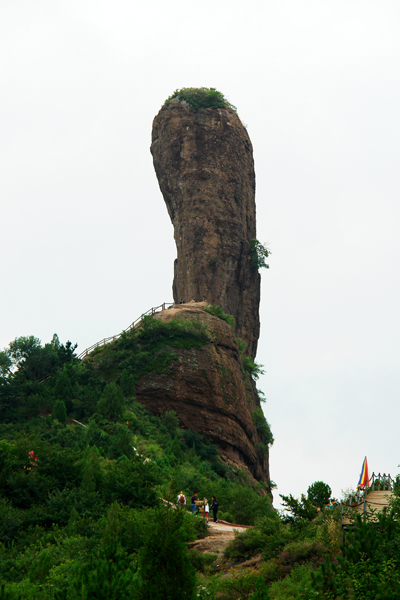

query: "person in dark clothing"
left=191, top=492, right=198, bottom=515
left=211, top=496, right=218, bottom=522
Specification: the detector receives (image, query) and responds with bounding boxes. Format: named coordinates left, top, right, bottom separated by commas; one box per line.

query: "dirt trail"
left=189, top=522, right=248, bottom=557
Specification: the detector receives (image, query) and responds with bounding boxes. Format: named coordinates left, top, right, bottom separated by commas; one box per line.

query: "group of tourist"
left=176, top=491, right=219, bottom=522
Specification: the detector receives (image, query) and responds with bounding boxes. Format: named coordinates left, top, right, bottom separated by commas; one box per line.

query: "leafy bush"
left=224, top=514, right=285, bottom=562
left=252, top=408, right=274, bottom=446
left=211, top=569, right=262, bottom=600
left=243, top=356, right=265, bottom=380
left=224, top=527, right=267, bottom=560
left=203, top=305, right=235, bottom=328
left=188, top=550, right=216, bottom=573
left=250, top=239, right=270, bottom=270
left=138, top=315, right=210, bottom=350
left=165, top=87, right=236, bottom=112
left=278, top=540, right=326, bottom=575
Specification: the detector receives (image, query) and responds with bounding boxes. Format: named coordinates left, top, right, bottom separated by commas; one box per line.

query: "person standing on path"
left=191, top=492, right=198, bottom=515
left=177, top=491, right=186, bottom=507
left=204, top=500, right=209, bottom=520
left=211, top=496, right=218, bottom=522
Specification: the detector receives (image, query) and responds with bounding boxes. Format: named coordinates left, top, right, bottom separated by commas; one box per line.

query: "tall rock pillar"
left=151, top=100, right=260, bottom=358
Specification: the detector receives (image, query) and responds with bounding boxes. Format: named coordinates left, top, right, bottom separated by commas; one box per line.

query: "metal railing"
left=77, top=302, right=174, bottom=359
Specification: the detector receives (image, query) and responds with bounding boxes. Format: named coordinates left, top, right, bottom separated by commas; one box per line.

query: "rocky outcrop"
left=135, top=303, right=270, bottom=487
left=151, top=100, right=260, bottom=358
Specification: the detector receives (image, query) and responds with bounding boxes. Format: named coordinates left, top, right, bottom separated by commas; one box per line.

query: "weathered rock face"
left=151, top=101, right=260, bottom=359
left=135, top=303, right=270, bottom=486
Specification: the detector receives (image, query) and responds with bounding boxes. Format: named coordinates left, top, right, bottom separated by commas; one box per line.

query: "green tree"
left=53, top=371, right=74, bottom=414
left=312, top=512, right=400, bottom=598
left=65, top=505, right=139, bottom=600
left=7, top=335, right=42, bottom=369
left=279, top=492, right=318, bottom=525
left=307, top=481, right=332, bottom=509
left=138, top=507, right=197, bottom=600
left=53, top=368, right=74, bottom=410
left=81, top=446, right=103, bottom=494
left=120, top=368, right=135, bottom=397
left=0, top=352, right=12, bottom=378
left=97, top=382, right=124, bottom=421
left=52, top=399, right=67, bottom=425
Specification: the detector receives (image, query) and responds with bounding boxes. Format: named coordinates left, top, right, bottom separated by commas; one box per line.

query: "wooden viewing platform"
left=341, top=473, right=396, bottom=526
left=341, top=490, right=394, bottom=525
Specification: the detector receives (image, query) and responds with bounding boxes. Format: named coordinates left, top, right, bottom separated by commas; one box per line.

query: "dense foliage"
left=196, top=481, right=400, bottom=600
left=165, top=87, right=236, bottom=112
left=3, top=320, right=398, bottom=599
left=0, top=323, right=273, bottom=598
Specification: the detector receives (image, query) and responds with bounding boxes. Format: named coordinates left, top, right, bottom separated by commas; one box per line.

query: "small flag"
left=357, top=456, right=369, bottom=489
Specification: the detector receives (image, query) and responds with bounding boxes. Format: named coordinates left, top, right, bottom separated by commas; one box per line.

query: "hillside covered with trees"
left=1, top=321, right=400, bottom=599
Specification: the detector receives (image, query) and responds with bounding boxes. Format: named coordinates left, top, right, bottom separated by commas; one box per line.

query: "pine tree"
left=53, top=368, right=74, bottom=412
left=97, top=382, right=124, bottom=421
left=81, top=446, right=103, bottom=494
left=138, top=507, right=196, bottom=600
left=120, top=369, right=135, bottom=397
left=52, top=399, right=67, bottom=425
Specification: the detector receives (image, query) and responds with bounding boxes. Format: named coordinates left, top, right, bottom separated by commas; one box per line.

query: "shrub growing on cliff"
left=138, top=315, right=209, bottom=350
left=165, top=87, right=236, bottom=112
left=203, top=305, right=235, bottom=328
left=250, top=239, right=270, bottom=270
left=243, top=355, right=265, bottom=380
left=252, top=408, right=274, bottom=446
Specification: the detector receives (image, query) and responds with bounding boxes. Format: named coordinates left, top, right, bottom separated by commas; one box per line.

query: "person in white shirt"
left=177, top=491, right=186, bottom=506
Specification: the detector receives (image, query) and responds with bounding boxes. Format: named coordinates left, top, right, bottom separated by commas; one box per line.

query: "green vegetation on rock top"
left=165, top=87, right=237, bottom=112
left=203, top=304, right=235, bottom=328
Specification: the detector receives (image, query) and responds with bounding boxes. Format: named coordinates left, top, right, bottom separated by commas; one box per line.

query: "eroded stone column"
left=151, top=100, right=260, bottom=358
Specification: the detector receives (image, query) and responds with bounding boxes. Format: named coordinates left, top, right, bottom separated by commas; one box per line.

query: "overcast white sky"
left=1, top=0, right=400, bottom=507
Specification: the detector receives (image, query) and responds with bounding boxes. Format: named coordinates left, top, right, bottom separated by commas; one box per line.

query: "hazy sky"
left=2, top=0, right=400, bottom=507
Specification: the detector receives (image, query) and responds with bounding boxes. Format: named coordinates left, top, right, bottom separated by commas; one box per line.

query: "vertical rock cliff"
left=135, top=303, right=270, bottom=485
left=151, top=100, right=260, bottom=358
